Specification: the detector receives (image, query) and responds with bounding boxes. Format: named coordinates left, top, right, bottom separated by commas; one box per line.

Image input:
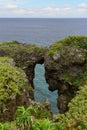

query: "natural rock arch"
left=0, top=36, right=87, bottom=114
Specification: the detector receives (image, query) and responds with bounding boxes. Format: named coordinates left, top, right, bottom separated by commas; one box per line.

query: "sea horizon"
left=0, top=18, right=87, bottom=46
left=0, top=17, right=87, bottom=19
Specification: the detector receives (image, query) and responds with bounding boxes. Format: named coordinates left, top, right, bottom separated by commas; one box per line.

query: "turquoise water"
left=33, top=64, right=59, bottom=114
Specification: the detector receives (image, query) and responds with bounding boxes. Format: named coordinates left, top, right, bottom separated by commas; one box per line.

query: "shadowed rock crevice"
left=24, top=58, right=44, bottom=89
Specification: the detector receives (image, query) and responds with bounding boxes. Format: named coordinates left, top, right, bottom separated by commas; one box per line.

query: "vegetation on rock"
left=0, top=56, right=34, bottom=122
left=54, top=84, right=87, bottom=130
left=0, top=37, right=87, bottom=129
left=0, top=57, right=26, bottom=104
left=46, top=38, right=87, bottom=89
left=0, top=40, right=45, bottom=55
left=48, top=36, right=87, bottom=55
left=0, top=40, right=45, bottom=90
left=60, top=70, right=87, bottom=88
left=48, top=36, right=87, bottom=89
left=0, top=41, right=45, bottom=66
left=1, top=83, right=87, bottom=130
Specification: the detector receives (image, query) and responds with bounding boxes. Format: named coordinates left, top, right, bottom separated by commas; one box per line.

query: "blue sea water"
left=0, top=18, right=87, bottom=45
left=0, top=18, right=87, bottom=113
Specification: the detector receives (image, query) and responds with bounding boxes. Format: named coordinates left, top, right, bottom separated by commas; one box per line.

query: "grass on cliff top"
left=0, top=40, right=45, bottom=53
left=48, top=36, right=87, bottom=55
left=0, top=41, right=20, bottom=45
left=0, top=40, right=45, bottom=70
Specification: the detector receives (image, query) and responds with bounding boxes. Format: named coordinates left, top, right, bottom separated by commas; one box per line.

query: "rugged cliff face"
left=0, top=41, right=45, bottom=89
left=0, top=37, right=87, bottom=129
left=0, top=57, right=34, bottom=122
left=0, top=36, right=87, bottom=115
left=44, top=36, right=87, bottom=113
left=0, top=42, right=47, bottom=121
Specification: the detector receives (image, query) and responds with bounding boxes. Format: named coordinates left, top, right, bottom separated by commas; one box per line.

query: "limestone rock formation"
left=44, top=36, right=87, bottom=113
left=0, top=41, right=45, bottom=88
left=0, top=36, right=87, bottom=115
left=0, top=42, right=48, bottom=121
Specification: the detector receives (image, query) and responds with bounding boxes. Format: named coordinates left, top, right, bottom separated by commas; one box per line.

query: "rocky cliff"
left=0, top=36, right=87, bottom=118
left=0, top=57, right=33, bottom=122
left=0, top=36, right=87, bottom=129
left=44, top=36, right=87, bottom=113
left=0, top=42, right=47, bottom=122
left=0, top=41, right=45, bottom=89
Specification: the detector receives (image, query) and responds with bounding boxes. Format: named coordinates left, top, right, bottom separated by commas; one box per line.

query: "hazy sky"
left=0, top=0, right=87, bottom=18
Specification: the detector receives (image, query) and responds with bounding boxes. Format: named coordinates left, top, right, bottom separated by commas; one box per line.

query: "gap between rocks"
left=33, top=64, right=59, bottom=114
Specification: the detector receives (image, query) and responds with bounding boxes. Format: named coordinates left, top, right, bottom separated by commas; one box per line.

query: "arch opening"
left=33, top=64, right=59, bottom=114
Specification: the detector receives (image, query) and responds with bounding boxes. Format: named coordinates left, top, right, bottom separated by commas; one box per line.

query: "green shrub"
left=0, top=57, right=12, bottom=64
left=0, top=41, right=20, bottom=45
left=0, top=57, right=26, bottom=106
left=15, top=105, right=57, bottom=130
left=54, top=85, right=87, bottom=129
left=60, top=71, right=87, bottom=89
left=32, top=119, right=57, bottom=130
left=48, top=36, right=87, bottom=55
left=0, top=37, right=87, bottom=130
left=58, top=36, right=87, bottom=49
left=15, top=106, right=36, bottom=129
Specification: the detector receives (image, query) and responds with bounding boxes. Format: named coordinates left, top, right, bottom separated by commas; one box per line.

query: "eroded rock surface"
left=0, top=42, right=45, bottom=88
left=0, top=36, right=87, bottom=115
left=44, top=36, right=87, bottom=113
left=0, top=42, right=48, bottom=121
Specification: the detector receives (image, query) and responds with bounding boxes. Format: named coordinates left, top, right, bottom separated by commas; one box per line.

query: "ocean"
left=0, top=18, right=87, bottom=114
left=0, top=18, right=87, bottom=45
